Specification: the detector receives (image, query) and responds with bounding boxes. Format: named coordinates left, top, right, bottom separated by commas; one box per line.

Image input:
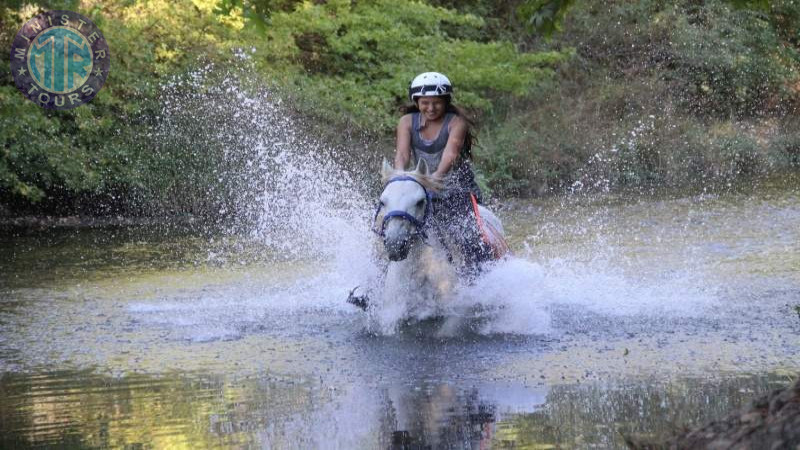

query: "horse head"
left=374, top=159, right=441, bottom=261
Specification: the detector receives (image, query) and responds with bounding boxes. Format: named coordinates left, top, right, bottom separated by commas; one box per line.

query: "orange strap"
left=470, top=193, right=492, bottom=247
left=470, top=193, right=510, bottom=259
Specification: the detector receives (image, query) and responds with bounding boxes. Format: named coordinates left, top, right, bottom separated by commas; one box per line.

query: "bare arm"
left=432, top=116, right=467, bottom=179
left=394, top=114, right=413, bottom=170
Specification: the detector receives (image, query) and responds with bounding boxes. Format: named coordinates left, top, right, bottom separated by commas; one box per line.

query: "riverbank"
left=3, top=170, right=796, bottom=234
left=0, top=214, right=212, bottom=232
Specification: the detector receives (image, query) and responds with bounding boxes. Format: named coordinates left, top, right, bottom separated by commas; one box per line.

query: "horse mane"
left=381, top=167, right=443, bottom=193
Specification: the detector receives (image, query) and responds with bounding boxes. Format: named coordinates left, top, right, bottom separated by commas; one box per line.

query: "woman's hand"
left=434, top=116, right=467, bottom=178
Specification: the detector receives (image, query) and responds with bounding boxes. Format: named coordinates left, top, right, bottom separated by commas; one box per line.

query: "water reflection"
left=386, top=384, right=502, bottom=449
left=0, top=370, right=791, bottom=449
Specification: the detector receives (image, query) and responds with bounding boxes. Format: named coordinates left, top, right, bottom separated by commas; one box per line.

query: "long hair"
left=401, top=99, right=476, bottom=160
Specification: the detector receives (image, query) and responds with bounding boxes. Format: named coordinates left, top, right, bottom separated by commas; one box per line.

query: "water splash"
left=153, top=64, right=382, bottom=271
left=147, top=65, right=721, bottom=339
left=356, top=252, right=717, bottom=337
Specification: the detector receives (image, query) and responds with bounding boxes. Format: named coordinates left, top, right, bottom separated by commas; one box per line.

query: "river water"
left=1, top=177, right=798, bottom=449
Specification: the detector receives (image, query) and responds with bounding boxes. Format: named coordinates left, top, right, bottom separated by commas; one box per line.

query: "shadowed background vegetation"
left=1, top=0, right=798, bottom=218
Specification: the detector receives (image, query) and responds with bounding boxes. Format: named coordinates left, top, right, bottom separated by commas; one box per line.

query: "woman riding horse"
left=394, top=72, right=492, bottom=277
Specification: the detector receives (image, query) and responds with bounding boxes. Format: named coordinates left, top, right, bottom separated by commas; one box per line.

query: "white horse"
left=375, top=159, right=508, bottom=264
left=350, top=159, right=509, bottom=330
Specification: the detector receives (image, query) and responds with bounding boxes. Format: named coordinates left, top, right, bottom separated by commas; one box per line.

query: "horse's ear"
left=381, top=158, right=394, bottom=181
left=415, top=158, right=430, bottom=176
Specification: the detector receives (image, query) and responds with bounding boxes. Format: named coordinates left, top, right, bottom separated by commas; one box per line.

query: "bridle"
left=372, top=176, right=434, bottom=240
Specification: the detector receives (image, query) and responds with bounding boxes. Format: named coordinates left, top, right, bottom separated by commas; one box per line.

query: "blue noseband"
left=373, top=176, right=434, bottom=240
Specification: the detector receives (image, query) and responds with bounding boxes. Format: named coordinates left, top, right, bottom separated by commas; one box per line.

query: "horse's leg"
left=432, top=194, right=480, bottom=278
left=450, top=196, right=493, bottom=279
left=418, top=245, right=457, bottom=303
left=370, top=258, right=418, bottom=332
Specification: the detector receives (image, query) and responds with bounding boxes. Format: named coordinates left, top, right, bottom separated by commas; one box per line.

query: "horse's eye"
left=416, top=199, right=425, bottom=207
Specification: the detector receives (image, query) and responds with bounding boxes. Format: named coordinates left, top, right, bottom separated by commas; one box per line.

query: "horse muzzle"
left=384, top=236, right=412, bottom=261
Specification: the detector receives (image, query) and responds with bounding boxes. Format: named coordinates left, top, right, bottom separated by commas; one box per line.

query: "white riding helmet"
left=408, top=72, right=453, bottom=102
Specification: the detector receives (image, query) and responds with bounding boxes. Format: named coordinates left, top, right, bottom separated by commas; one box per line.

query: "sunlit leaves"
left=517, top=0, right=575, bottom=36
left=0, top=0, right=249, bottom=206
left=727, top=0, right=771, bottom=10
left=253, top=0, right=569, bottom=131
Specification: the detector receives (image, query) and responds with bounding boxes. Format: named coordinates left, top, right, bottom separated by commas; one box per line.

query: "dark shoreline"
left=2, top=170, right=796, bottom=232
left=0, top=215, right=208, bottom=233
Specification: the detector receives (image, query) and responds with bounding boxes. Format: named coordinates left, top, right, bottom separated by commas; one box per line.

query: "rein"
left=373, top=176, right=434, bottom=240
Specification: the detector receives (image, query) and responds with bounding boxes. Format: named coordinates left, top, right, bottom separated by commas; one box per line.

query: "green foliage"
left=255, top=0, right=569, bottom=131
left=668, top=2, right=796, bottom=117
left=1, top=0, right=568, bottom=213
left=553, top=0, right=799, bottom=118
left=768, top=128, right=800, bottom=169
left=215, top=0, right=301, bottom=31
left=475, top=113, right=586, bottom=196
left=472, top=0, right=800, bottom=196
left=728, top=0, right=770, bottom=10
left=0, top=0, right=248, bottom=211
left=2, top=0, right=799, bottom=215
left=517, top=0, right=575, bottom=36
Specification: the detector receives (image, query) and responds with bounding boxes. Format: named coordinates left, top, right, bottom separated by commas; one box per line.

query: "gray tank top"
left=410, top=112, right=480, bottom=198
left=411, top=112, right=455, bottom=173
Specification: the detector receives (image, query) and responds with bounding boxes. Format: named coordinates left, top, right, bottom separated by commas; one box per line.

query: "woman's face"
left=416, top=96, right=447, bottom=121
